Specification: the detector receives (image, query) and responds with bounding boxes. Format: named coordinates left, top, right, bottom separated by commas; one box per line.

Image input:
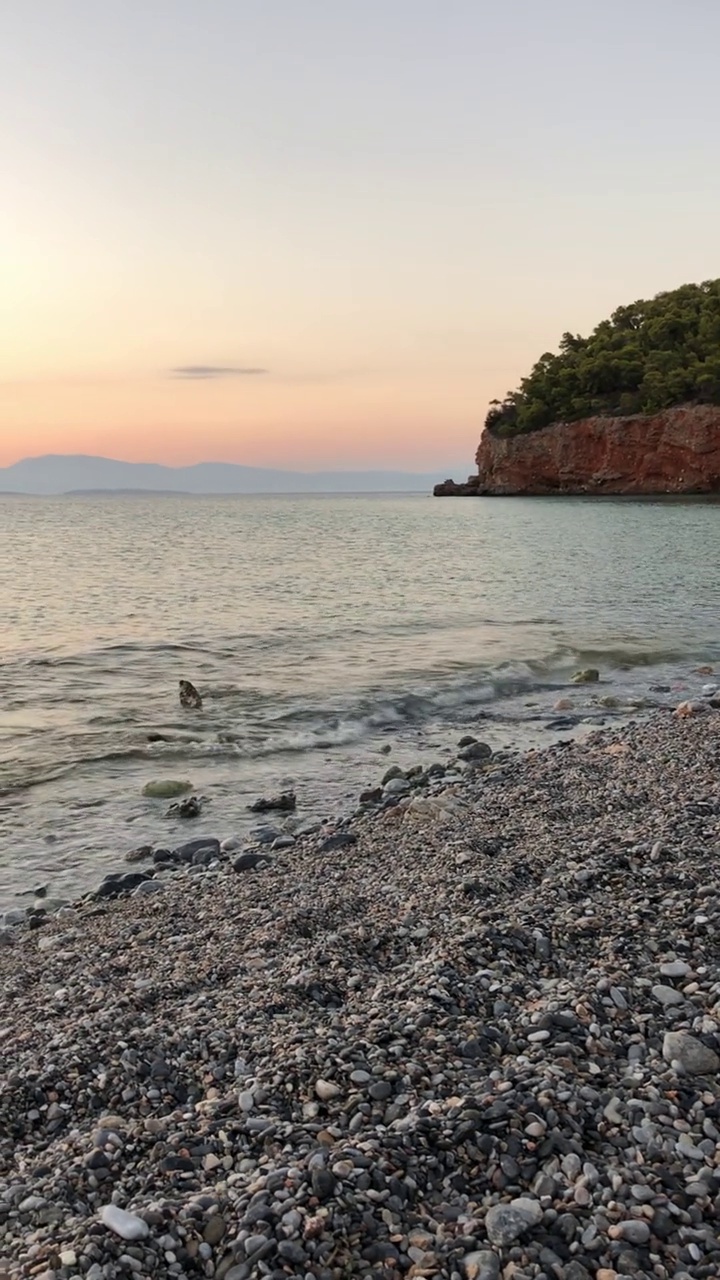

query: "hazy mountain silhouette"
left=0, top=455, right=463, bottom=496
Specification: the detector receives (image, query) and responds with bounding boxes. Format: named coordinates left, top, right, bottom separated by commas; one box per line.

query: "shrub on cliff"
left=486, top=279, right=720, bottom=436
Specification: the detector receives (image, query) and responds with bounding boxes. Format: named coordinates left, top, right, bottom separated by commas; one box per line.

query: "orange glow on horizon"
left=0, top=369, right=494, bottom=470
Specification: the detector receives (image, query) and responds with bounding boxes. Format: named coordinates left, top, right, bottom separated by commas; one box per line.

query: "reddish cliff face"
left=468, top=405, right=720, bottom=495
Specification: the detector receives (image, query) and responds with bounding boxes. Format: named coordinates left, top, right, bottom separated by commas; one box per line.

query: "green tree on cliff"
left=486, top=279, right=720, bottom=436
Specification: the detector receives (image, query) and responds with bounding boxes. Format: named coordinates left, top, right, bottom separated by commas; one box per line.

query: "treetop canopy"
left=486, top=280, right=720, bottom=437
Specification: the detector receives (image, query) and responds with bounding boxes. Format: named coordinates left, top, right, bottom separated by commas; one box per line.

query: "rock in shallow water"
left=166, top=795, right=203, bottom=819
left=142, top=779, right=193, bottom=798
left=174, top=836, right=220, bottom=861
left=124, top=844, right=153, bottom=863
left=248, top=791, right=296, bottom=813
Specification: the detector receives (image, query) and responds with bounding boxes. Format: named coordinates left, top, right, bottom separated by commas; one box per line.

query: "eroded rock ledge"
left=435, top=405, right=720, bottom=496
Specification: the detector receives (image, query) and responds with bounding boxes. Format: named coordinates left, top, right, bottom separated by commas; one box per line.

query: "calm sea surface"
left=1, top=493, right=718, bottom=910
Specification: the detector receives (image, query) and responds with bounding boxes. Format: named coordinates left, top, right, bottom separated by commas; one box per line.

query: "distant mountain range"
left=0, top=455, right=462, bottom=496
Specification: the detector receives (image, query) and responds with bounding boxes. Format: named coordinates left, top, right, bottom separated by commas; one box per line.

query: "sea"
left=1, top=492, right=718, bottom=912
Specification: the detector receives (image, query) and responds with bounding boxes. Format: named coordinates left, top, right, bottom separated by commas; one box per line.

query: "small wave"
left=0, top=763, right=77, bottom=796
left=524, top=642, right=707, bottom=674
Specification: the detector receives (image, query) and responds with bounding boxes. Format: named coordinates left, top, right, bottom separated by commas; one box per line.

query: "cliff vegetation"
left=486, top=279, right=720, bottom=437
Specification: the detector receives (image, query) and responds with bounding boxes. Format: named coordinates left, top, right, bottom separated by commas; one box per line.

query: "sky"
left=2, top=0, right=720, bottom=471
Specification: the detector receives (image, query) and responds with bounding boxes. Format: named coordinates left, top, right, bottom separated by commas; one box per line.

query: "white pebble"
left=315, top=1078, right=341, bottom=1101
left=100, top=1204, right=149, bottom=1240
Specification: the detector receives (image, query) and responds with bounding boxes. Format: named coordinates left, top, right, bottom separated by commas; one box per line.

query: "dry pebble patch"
left=1, top=712, right=720, bottom=1279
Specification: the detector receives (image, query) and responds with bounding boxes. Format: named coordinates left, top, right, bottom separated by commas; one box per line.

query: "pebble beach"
left=2, top=708, right=720, bottom=1280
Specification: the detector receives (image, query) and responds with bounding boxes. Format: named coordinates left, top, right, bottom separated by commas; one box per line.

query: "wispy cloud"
left=170, top=365, right=268, bottom=379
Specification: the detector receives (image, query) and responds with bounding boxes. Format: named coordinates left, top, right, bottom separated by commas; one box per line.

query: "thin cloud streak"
left=170, top=365, right=269, bottom=379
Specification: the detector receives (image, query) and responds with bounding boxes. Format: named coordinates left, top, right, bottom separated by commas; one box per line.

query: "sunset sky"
left=2, top=0, right=719, bottom=470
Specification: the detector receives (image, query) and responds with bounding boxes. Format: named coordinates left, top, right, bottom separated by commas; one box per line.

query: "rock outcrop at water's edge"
left=433, top=474, right=482, bottom=496
left=435, top=404, right=720, bottom=496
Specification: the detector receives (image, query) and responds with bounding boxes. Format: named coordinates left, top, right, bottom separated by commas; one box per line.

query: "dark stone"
left=95, top=870, right=153, bottom=899
left=277, top=1241, right=307, bottom=1265
left=564, top=1264, right=592, bottom=1280
left=174, top=837, right=220, bottom=863
left=319, top=833, right=357, bottom=852
left=84, top=1150, right=109, bottom=1169
left=311, top=1168, right=337, bottom=1200
left=248, top=792, right=296, bottom=813
left=161, top=1154, right=196, bottom=1172
left=167, top=796, right=203, bottom=820
left=458, top=741, right=492, bottom=762
left=362, top=1243, right=401, bottom=1263
left=232, top=851, right=272, bottom=873
left=359, top=788, right=383, bottom=805
left=369, top=1080, right=393, bottom=1101
left=153, top=848, right=177, bottom=865
left=434, top=476, right=481, bottom=497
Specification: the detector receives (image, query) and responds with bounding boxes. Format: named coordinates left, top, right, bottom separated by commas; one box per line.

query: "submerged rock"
left=248, top=791, right=297, bottom=813
left=572, top=668, right=600, bottom=684
left=142, top=779, right=193, bottom=799
left=124, top=844, right=153, bottom=863
left=166, top=795, right=203, bottom=819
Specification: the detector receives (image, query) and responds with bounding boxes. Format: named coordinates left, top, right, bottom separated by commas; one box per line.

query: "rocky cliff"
left=434, top=405, right=720, bottom=496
